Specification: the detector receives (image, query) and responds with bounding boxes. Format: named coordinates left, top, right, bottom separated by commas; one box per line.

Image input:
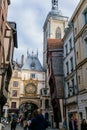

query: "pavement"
left=2, top=124, right=59, bottom=130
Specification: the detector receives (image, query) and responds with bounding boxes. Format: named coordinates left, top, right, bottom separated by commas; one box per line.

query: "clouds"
left=8, top=0, right=80, bottom=65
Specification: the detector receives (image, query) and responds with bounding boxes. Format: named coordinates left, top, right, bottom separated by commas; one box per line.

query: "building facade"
left=7, top=52, right=53, bottom=126
left=70, top=0, right=87, bottom=129
left=63, top=25, right=78, bottom=129
left=0, top=0, right=18, bottom=120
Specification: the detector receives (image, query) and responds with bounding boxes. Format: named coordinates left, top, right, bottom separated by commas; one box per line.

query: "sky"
left=7, top=0, right=80, bottom=65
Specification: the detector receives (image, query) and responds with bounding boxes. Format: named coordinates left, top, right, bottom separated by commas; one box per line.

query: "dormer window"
left=30, top=61, right=35, bottom=69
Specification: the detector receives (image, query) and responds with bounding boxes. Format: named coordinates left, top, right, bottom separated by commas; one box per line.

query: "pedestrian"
left=74, top=117, right=78, bottom=130
left=11, top=118, right=17, bottom=130
left=62, top=117, right=67, bottom=130
left=29, top=109, right=48, bottom=130
left=23, top=118, right=28, bottom=130
left=69, top=116, right=77, bottom=130
left=27, top=114, right=32, bottom=130
left=81, top=119, right=87, bottom=130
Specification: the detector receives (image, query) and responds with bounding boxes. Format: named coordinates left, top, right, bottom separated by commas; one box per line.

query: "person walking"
left=11, top=118, right=17, bottom=130
left=23, top=118, right=28, bottom=130
left=63, top=117, right=67, bottom=130
left=81, top=119, right=87, bottom=130
left=29, top=109, right=48, bottom=130
left=27, top=114, right=32, bottom=130
left=69, top=116, right=77, bottom=130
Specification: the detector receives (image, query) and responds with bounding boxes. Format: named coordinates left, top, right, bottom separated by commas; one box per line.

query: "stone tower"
left=43, top=0, right=68, bottom=70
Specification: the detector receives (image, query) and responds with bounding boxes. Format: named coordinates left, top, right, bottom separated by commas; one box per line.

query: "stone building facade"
left=7, top=52, right=53, bottom=127
left=63, top=25, right=78, bottom=130
left=70, top=0, right=87, bottom=129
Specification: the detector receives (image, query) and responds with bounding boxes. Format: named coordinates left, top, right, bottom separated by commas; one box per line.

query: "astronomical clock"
left=25, top=83, right=36, bottom=94
left=23, top=78, right=38, bottom=95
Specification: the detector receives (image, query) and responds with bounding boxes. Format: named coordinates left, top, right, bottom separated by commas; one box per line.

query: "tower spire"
left=52, top=0, right=58, bottom=11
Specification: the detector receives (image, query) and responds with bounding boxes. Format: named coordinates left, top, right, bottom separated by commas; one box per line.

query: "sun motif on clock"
left=25, top=83, right=37, bottom=94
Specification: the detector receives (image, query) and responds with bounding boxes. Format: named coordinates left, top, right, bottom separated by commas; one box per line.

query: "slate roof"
left=22, top=53, right=44, bottom=72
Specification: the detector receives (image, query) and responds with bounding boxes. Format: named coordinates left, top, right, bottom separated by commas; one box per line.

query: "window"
left=66, top=61, right=69, bottom=75
left=86, top=107, right=87, bottom=119
left=12, top=90, right=17, bottom=97
left=70, top=57, right=73, bottom=71
left=84, top=38, right=87, bottom=57
left=76, top=51, right=78, bottom=59
left=13, top=81, right=18, bottom=87
left=69, top=38, right=72, bottom=51
left=40, top=100, right=42, bottom=107
left=14, top=71, right=18, bottom=78
left=84, top=9, right=87, bottom=24
left=67, top=82, right=70, bottom=96
left=55, top=27, right=61, bottom=39
left=11, top=102, right=16, bottom=108
left=78, top=76, right=80, bottom=84
left=30, top=61, right=35, bottom=69
left=71, top=79, right=75, bottom=94
left=45, top=99, right=49, bottom=108
left=65, top=44, right=68, bottom=56
left=74, top=28, right=77, bottom=35
left=44, top=89, right=47, bottom=95
left=30, top=73, right=35, bottom=78
left=85, top=68, right=87, bottom=81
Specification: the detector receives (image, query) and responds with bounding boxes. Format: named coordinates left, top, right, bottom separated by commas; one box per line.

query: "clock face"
left=25, top=83, right=36, bottom=94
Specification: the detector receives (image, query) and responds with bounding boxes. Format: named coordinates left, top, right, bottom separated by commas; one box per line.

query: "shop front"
left=78, top=92, right=87, bottom=130
left=66, top=96, right=78, bottom=130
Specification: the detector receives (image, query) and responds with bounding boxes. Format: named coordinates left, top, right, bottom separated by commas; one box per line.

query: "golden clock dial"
left=25, top=83, right=36, bottom=94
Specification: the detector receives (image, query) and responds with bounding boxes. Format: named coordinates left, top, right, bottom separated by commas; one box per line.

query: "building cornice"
left=76, top=58, right=87, bottom=69
left=74, top=24, right=87, bottom=42
left=70, top=0, right=85, bottom=22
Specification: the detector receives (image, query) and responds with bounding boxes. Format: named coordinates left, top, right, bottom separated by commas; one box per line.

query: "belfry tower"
left=43, top=0, right=68, bottom=69
left=43, top=0, right=68, bottom=128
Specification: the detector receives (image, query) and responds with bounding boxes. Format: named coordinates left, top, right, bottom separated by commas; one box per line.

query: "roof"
left=22, top=53, right=44, bottom=72
left=47, top=39, right=63, bottom=50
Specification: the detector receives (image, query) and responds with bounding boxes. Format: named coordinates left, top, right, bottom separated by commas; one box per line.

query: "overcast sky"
left=7, top=0, right=80, bottom=65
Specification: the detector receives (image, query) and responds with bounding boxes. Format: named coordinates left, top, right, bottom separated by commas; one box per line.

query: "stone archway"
left=19, top=102, right=38, bottom=118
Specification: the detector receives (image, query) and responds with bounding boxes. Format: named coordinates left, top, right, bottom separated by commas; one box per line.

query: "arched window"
left=55, top=27, right=61, bottom=38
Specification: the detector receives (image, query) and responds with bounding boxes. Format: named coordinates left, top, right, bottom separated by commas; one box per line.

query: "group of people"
left=62, top=116, right=87, bottom=130
left=10, top=109, right=49, bottom=130
left=69, top=116, right=78, bottom=130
